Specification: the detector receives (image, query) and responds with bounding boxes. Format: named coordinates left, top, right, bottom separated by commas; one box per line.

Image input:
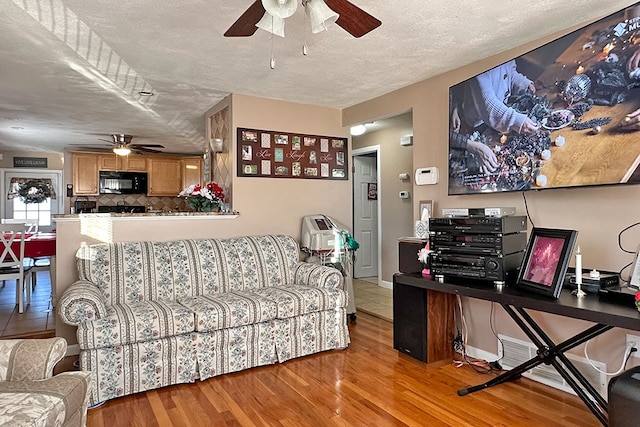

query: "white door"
left=2, top=169, right=63, bottom=232
left=353, top=155, right=378, bottom=278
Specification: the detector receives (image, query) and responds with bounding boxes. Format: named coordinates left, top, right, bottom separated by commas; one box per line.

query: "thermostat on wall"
left=415, top=167, right=439, bottom=185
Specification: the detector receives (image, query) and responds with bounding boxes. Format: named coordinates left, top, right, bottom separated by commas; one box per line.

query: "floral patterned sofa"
left=0, top=337, right=91, bottom=426
left=58, top=234, right=350, bottom=405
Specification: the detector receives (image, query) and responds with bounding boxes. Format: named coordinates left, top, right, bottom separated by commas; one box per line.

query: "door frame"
left=352, top=145, right=382, bottom=284
left=0, top=168, right=64, bottom=228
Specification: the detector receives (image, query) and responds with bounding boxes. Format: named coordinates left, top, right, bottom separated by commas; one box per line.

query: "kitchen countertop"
left=53, top=211, right=239, bottom=220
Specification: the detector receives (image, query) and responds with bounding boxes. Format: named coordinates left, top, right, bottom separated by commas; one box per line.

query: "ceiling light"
left=113, top=145, right=131, bottom=156
left=350, top=124, right=367, bottom=136
left=304, top=0, right=339, bottom=33
left=256, top=0, right=338, bottom=37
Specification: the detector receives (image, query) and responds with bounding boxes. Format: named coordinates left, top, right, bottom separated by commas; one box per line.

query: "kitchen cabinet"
left=147, top=157, right=182, bottom=196
left=72, top=153, right=99, bottom=195
left=181, top=158, right=202, bottom=188
left=126, top=156, right=147, bottom=171
left=98, top=154, right=147, bottom=171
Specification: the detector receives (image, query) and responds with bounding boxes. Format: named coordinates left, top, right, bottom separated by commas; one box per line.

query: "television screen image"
left=448, top=2, right=640, bottom=195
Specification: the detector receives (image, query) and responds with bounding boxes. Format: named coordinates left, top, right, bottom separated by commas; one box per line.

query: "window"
left=11, top=196, right=51, bottom=227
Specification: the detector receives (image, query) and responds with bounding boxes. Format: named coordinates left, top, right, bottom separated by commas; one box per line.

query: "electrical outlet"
left=626, top=334, right=640, bottom=358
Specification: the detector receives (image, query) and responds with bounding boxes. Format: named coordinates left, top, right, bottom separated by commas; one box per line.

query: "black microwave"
left=99, top=171, right=148, bottom=194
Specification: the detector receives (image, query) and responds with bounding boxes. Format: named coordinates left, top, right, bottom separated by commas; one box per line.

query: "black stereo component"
left=563, top=267, right=620, bottom=294
left=429, top=252, right=524, bottom=284
left=430, top=231, right=527, bottom=256
left=429, top=215, right=527, bottom=234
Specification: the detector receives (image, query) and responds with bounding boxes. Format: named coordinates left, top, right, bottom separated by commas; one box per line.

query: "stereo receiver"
left=429, top=215, right=527, bottom=234
left=430, top=231, right=527, bottom=256
left=429, top=252, right=524, bottom=284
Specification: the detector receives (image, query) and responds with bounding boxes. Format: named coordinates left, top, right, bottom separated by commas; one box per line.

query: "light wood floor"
left=85, top=312, right=599, bottom=427
left=353, top=277, right=392, bottom=321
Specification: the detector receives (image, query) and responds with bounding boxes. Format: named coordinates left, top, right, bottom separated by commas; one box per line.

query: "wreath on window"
left=17, top=180, right=52, bottom=204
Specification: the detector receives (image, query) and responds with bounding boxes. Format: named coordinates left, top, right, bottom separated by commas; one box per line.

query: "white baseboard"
left=66, top=344, right=80, bottom=357
left=379, top=280, right=392, bottom=289
left=464, top=345, right=498, bottom=362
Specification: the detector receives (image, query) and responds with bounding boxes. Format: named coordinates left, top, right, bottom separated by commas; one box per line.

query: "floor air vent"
left=497, top=334, right=607, bottom=398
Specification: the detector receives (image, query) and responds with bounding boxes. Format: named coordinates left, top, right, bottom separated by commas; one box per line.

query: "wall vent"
left=497, top=334, right=607, bottom=398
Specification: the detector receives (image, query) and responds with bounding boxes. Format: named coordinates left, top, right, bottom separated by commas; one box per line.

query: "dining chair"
left=1, top=219, right=47, bottom=290
left=0, top=223, right=33, bottom=313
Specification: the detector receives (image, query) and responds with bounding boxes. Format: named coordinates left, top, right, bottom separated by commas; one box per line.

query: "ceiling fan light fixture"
left=113, top=145, right=131, bottom=156
left=261, top=0, right=298, bottom=18
left=304, top=0, right=339, bottom=34
left=256, top=12, right=286, bottom=37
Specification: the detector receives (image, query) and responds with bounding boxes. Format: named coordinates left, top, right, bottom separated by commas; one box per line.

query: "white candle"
left=575, top=247, right=582, bottom=285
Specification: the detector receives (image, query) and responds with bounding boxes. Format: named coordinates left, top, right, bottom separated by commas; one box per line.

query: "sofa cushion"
left=252, top=285, right=348, bottom=319
left=178, top=292, right=278, bottom=332
left=0, top=371, right=91, bottom=427
left=77, top=300, right=195, bottom=350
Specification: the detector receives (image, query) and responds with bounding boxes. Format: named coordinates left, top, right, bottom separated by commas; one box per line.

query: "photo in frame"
left=516, top=227, right=578, bottom=298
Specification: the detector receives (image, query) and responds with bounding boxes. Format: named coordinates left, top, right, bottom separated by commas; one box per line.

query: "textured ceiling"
left=0, top=0, right=635, bottom=155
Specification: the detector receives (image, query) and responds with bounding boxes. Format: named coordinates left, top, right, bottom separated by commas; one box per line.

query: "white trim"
left=379, top=279, right=392, bottom=289
left=53, top=213, right=239, bottom=222
left=66, top=344, right=80, bottom=357
left=0, top=168, right=64, bottom=226
left=351, top=145, right=382, bottom=281
left=464, top=345, right=498, bottom=362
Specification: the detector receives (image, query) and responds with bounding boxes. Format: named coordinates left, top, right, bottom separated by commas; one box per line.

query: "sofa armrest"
left=294, top=262, right=344, bottom=289
left=0, top=337, right=67, bottom=381
left=58, top=280, right=108, bottom=326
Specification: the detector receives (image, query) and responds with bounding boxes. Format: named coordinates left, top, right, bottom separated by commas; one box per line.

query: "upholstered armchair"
left=0, top=337, right=91, bottom=427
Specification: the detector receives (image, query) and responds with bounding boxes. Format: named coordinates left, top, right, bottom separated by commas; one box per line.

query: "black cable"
left=624, top=347, right=637, bottom=370
left=617, top=221, right=640, bottom=254
left=616, top=221, right=640, bottom=284
left=521, top=191, right=535, bottom=228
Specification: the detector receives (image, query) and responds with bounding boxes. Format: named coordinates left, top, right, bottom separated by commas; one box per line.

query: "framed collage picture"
left=237, top=127, right=348, bottom=180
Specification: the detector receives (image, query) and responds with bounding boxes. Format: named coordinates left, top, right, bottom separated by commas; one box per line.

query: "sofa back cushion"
left=76, top=235, right=300, bottom=306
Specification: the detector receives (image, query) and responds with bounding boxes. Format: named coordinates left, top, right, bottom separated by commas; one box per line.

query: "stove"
left=98, top=205, right=146, bottom=214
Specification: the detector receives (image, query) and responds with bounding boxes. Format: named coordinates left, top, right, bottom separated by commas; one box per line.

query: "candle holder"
left=571, top=246, right=586, bottom=297
left=571, top=284, right=587, bottom=297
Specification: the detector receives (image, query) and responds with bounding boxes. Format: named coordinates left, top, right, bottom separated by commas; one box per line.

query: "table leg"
left=457, top=304, right=612, bottom=426
left=49, top=255, right=56, bottom=308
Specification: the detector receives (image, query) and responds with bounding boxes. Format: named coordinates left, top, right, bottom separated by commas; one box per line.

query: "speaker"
left=609, top=366, right=640, bottom=427
left=399, top=239, right=426, bottom=274
left=393, top=282, right=427, bottom=362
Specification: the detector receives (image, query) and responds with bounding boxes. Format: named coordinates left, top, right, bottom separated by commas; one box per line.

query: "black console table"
left=393, top=272, right=640, bottom=426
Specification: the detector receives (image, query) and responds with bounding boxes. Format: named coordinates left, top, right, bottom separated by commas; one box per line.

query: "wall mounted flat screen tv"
left=448, top=2, right=640, bottom=195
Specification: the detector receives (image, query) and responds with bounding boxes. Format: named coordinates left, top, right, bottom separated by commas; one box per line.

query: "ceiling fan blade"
left=131, top=144, right=165, bottom=148
left=324, top=0, right=381, bottom=38
left=224, top=0, right=265, bottom=37
left=133, top=147, right=164, bottom=154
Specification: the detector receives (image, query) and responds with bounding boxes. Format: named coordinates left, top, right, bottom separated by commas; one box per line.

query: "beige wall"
left=0, top=151, right=64, bottom=170
left=55, top=94, right=352, bottom=344
left=343, top=23, right=640, bottom=370
left=352, top=113, right=414, bottom=283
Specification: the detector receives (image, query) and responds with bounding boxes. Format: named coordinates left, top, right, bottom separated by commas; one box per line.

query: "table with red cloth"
left=7, top=232, right=57, bottom=307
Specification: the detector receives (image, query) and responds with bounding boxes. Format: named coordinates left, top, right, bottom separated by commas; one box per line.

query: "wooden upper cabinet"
left=147, top=157, right=182, bottom=196
left=181, top=157, right=203, bottom=188
left=98, top=154, right=147, bottom=171
left=98, top=154, right=122, bottom=171
left=126, top=156, right=147, bottom=171
left=72, top=153, right=99, bottom=195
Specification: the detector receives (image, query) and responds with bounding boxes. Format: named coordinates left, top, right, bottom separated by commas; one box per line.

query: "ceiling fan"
left=72, top=134, right=165, bottom=156
left=224, top=0, right=381, bottom=38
